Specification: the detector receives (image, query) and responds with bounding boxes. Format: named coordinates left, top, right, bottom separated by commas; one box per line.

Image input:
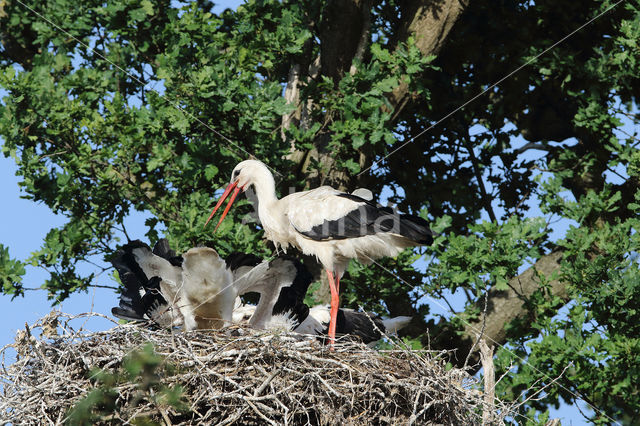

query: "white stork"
left=205, top=159, right=433, bottom=343
left=111, top=239, right=297, bottom=330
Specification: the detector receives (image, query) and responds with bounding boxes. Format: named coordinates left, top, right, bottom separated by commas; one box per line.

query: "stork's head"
left=204, top=160, right=271, bottom=231
left=229, top=159, right=270, bottom=190
left=183, top=247, right=225, bottom=278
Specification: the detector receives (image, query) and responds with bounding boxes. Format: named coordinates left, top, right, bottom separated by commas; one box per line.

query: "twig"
left=254, top=368, right=281, bottom=397
left=464, top=288, right=490, bottom=369
left=479, top=340, right=495, bottom=426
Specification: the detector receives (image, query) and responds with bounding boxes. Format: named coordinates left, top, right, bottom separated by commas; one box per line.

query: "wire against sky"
left=357, top=0, right=625, bottom=178
left=13, top=0, right=283, bottom=179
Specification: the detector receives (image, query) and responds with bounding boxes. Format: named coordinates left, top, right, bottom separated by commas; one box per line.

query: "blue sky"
left=0, top=153, right=143, bottom=352
left=0, top=1, right=600, bottom=423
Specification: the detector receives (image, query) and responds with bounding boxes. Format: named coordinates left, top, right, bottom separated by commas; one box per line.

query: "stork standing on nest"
left=205, top=159, right=433, bottom=344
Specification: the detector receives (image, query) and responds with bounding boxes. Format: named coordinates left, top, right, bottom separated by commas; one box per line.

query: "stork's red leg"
left=326, top=269, right=339, bottom=349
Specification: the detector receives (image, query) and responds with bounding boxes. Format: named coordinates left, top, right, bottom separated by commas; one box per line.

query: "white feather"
left=308, top=304, right=331, bottom=325
left=131, top=247, right=182, bottom=286
left=382, top=316, right=412, bottom=334
left=264, top=312, right=298, bottom=332
left=181, top=247, right=235, bottom=330
left=232, top=300, right=255, bottom=323
left=129, top=246, right=189, bottom=327
left=352, top=188, right=373, bottom=201
left=231, top=258, right=297, bottom=329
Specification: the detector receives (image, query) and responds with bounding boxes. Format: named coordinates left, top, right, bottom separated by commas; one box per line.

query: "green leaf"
left=140, top=0, right=154, bottom=15
left=342, top=159, right=360, bottom=174
left=204, top=164, right=219, bottom=181
left=352, top=134, right=365, bottom=149
left=0, top=244, right=26, bottom=297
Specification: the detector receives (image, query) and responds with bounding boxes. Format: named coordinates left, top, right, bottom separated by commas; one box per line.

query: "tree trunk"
left=388, top=0, right=469, bottom=120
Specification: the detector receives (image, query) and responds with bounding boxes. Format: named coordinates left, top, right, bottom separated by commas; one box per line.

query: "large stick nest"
left=1, top=312, right=506, bottom=425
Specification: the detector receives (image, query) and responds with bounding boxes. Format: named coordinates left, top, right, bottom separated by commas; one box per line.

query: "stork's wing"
left=303, top=306, right=386, bottom=344
left=153, top=238, right=183, bottom=267
left=287, top=189, right=434, bottom=244
left=111, top=242, right=182, bottom=328
left=111, top=247, right=148, bottom=321
left=226, top=253, right=314, bottom=326
left=224, top=252, right=262, bottom=271
left=351, top=188, right=373, bottom=200
left=181, top=247, right=228, bottom=286
left=286, top=187, right=370, bottom=240
left=111, top=276, right=173, bottom=326
left=270, top=256, right=313, bottom=325
left=130, top=243, right=182, bottom=287
left=336, top=310, right=385, bottom=344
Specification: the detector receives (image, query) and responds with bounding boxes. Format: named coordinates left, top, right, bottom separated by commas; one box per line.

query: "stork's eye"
left=233, top=169, right=241, bottom=178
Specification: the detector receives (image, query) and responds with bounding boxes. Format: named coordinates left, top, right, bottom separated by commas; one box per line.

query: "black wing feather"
left=271, top=256, right=313, bottom=325
left=299, top=193, right=434, bottom=244
left=153, top=239, right=183, bottom=266
left=335, top=309, right=384, bottom=343
left=225, top=252, right=263, bottom=271
left=111, top=241, right=170, bottom=322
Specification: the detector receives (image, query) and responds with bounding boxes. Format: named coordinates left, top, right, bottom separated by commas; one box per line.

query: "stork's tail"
left=397, top=214, right=435, bottom=245
left=319, top=309, right=412, bottom=343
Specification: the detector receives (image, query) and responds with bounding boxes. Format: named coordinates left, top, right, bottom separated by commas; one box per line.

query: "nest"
left=1, top=311, right=506, bottom=425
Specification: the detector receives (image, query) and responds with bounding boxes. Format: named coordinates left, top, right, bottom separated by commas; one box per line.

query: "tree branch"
left=463, top=132, right=497, bottom=223
left=433, top=251, right=566, bottom=370
left=319, top=0, right=370, bottom=83
left=387, top=0, right=469, bottom=119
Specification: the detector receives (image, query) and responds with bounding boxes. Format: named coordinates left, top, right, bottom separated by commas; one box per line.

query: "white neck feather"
left=252, top=167, right=279, bottom=224
left=252, top=169, right=277, bottom=204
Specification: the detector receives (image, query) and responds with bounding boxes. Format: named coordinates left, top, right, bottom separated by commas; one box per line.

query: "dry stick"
left=464, top=288, right=490, bottom=369
left=149, top=388, right=173, bottom=426
left=479, top=340, right=495, bottom=426
left=253, top=367, right=282, bottom=397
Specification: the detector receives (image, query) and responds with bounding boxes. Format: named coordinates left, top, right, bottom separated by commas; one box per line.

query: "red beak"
left=204, top=181, right=241, bottom=231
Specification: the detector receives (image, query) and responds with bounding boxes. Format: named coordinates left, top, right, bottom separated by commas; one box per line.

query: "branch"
left=281, top=63, right=301, bottom=148
left=387, top=0, right=469, bottom=118
left=479, top=340, right=495, bottom=426
left=319, top=0, right=371, bottom=83
left=349, top=0, right=372, bottom=75
left=464, top=289, right=489, bottom=369
left=463, top=135, right=497, bottom=223
left=433, top=251, right=566, bottom=370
